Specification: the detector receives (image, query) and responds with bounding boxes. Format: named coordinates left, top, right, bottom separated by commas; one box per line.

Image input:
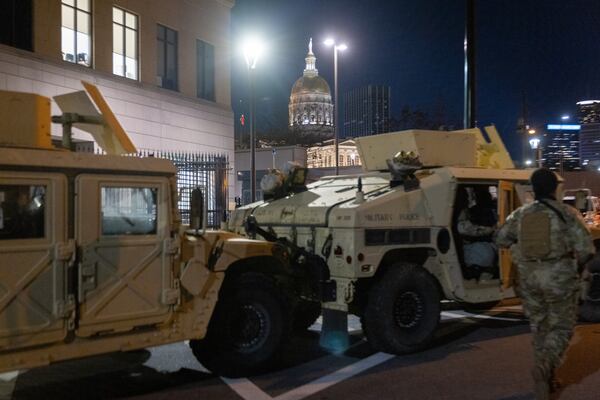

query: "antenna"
left=52, top=81, right=136, bottom=154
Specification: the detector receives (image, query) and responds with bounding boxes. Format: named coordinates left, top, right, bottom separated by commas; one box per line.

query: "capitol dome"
left=289, top=38, right=334, bottom=142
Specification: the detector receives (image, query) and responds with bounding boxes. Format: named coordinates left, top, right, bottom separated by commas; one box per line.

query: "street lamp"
left=561, top=115, right=570, bottom=121
left=242, top=37, right=264, bottom=203
left=529, top=137, right=542, bottom=168
left=324, top=38, right=347, bottom=175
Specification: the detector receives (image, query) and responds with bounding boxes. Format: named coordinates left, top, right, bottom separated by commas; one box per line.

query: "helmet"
left=530, top=168, right=558, bottom=199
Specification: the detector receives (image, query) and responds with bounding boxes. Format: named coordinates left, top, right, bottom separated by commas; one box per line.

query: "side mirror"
left=190, top=188, right=204, bottom=231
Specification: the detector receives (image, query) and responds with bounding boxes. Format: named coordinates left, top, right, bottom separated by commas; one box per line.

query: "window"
left=61, top=0, right=91, bottom=66
left=0, top=0, right=33, bottom=51
left=113, top=7, right=138, bottom=80
left=0, top=185, right=46, bottom=240
left=196, top=40, right=215, bottom=101
left=101, top=187, right=157, bottom=235
left=157, top=25, right=178, bottom=90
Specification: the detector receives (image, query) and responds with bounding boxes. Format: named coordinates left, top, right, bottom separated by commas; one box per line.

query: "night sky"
left=230, top=0, right=600, bottom=159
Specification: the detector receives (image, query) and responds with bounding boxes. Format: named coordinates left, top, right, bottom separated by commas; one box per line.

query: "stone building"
left=0, top=0, right=235, bottom=203
left=288, top=38, right=334, bottom=143
left=306, top=139, right=361, bottom=168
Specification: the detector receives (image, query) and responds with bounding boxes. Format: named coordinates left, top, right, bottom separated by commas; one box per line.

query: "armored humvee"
left=0, top=82, right=301, bottom=377
left=230, top=126, right=600, bottom=354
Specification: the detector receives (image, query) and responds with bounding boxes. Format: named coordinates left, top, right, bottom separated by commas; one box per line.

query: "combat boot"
left=531, top=365, right=550, bottom=400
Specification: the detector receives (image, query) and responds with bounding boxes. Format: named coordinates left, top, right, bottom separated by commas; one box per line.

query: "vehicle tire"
left=292, top=300, right=321, bottom=331
left=362, top=263, right=441, bottom=354
left=190, top=272, right=290, bottom=377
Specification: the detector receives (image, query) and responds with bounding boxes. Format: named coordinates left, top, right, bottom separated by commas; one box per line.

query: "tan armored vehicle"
left=230, top=127, right=600, bottom=354
left=0, top=83, right=299, bottom=377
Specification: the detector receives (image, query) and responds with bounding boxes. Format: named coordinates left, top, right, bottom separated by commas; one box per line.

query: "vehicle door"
left=498, top=181, right=534, bottom=291
left=75, top=175, right=176, bottom=337
left=0, top=173, right=70, bottom=350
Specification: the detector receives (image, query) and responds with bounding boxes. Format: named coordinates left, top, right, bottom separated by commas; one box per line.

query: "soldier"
left=458, top=186, right=498, bottom=280
left=496, top=168, right=595, bottom=400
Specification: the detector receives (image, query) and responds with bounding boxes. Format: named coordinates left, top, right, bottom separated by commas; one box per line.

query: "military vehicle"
left=0, top=82, right=304, bottom=377
left=230, top=126, right=600, bottom=354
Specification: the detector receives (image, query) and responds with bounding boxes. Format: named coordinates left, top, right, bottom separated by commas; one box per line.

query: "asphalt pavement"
left=4, top=304, right=600, bottom=400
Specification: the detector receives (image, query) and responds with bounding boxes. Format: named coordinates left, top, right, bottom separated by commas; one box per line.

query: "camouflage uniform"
left=458, top=208, right=497, bottom=268
left=496, top=198, right=594, bottom=380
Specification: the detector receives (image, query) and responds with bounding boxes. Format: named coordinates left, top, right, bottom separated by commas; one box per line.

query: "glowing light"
left=525, top=160, right=533, bottom=166
left=324, top=38, right=335, bottom=46
left=338, top=43, right=348, bottom=51
left=577, top=100, right=600, bottom=105
left=547, top=124, right=581, bottom=131
left=561, top=115, right=570, bottom=120
left=528, top=129, right=536, bottom=134
left=529, top=138, right=541, bottom=149
left=242, top=37, right=265, bottom=69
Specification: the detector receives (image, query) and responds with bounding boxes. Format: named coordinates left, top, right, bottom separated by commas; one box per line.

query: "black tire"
left=362, top=263, right=441, bottom=354
left=292, top=300, right=321, bottom=331
left=190, top=272, right=290, bottom=377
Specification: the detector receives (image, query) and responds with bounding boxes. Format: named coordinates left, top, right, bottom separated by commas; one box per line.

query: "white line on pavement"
left=442, top=311, right=523, bottom=322
left=221, top=377, right=274, bottom=400
left=219, top=352, right=395, bottom=400
left=274, top=352, right=396, bottom=400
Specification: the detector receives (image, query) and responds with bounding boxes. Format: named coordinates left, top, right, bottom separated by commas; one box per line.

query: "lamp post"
left=243, top=38, right=264, bottom=203
left=324, top=38, right=347, bottom=175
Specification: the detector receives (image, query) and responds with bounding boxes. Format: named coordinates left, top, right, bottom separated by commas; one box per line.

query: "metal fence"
left=99, top=149, right=229, bottom=228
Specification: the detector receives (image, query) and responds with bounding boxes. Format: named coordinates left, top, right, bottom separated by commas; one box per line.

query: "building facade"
left=0, top=0, right=235, bottom=202
left=288, top=39, right=334, bottom=143
left=578, top=100, right=600, bottom=169
left=541, top=124, right=581, bottom=172
left=306, top=139, right=361, bottom=168
left=343, top=85, right=390, bottom=138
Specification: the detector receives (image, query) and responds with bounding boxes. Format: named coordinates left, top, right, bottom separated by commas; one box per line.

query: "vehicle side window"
left=0, top=185, right=46, bottom=240
left=101, top=187, right=157, bottom=235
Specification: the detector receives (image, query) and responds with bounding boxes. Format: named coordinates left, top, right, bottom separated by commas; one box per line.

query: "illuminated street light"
left=242, top=36, right=265, bottom=202
left=528, top=129, right=536, bottom=135
left=525, top=159, right=532, bottom=166
left=529, top=137, right=542, bottom=168
left=561, top=115, right=570, bottom=121
left=324, top=38, right=348, bottom=175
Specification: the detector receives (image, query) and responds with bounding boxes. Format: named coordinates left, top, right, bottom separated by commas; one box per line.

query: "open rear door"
left=498, top=181, right=516, bottom=290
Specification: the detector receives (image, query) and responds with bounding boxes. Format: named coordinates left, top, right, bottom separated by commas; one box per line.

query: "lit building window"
left=61, top=0, right=91, bottom=66
left=112, top=7, right=138, bottom=80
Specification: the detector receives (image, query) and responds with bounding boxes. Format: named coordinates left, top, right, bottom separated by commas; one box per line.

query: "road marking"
left=442, top=310, right=523, bottom=322
left=221, top=377, right=274, bottom=400
left=220, top=352, right=395, bottom=400
left=0, top=371, right=19, bottom=400
left=274, top=352, right=395, bottom=400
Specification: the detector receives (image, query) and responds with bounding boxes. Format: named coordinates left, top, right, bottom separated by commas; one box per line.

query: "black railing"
left=97, top=148, right=229, bottom=228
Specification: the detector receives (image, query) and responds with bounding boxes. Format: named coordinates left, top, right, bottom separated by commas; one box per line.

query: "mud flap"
left=319, top=308, right=349, bottom=353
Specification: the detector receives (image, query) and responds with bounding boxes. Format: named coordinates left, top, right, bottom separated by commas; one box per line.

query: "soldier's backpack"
left=519, top=200, right=567, bottom=259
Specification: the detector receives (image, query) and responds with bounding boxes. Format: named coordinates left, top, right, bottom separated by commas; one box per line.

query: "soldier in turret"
left=496, top=168, right=595, bottom=400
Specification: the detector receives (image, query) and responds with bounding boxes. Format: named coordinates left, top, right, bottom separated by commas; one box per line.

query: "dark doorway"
left=0, top=0, right=33, bottom=51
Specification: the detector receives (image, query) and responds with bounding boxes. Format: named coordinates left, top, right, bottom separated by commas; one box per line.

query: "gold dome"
left=291, top=75, right=331, bottom=97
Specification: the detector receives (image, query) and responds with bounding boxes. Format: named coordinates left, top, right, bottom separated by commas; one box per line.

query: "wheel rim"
left=393, top=291, right=424, bottom=328
left=229, top=302, right=270, bottom=353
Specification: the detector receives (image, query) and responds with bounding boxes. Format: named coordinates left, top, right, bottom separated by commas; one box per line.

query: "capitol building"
left=288, top=39, right=334, bottom=143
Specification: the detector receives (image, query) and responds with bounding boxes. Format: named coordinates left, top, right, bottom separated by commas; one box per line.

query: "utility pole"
left=463, top=0, right=476, bottom=129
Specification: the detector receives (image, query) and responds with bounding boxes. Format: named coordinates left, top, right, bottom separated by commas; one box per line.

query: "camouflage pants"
left=518, top=261, right=579, bottom=375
